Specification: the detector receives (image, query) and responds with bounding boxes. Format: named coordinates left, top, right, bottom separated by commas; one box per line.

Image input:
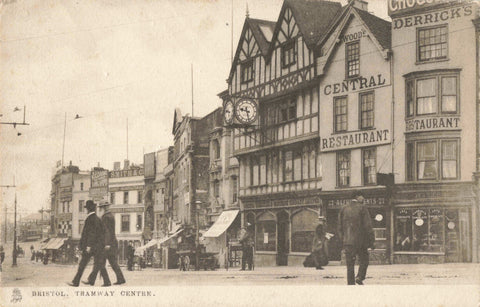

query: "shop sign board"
left=321, top=129, right=390, bottom=151
left=327, top=197, right=386, bottom=209
left=388, top=0, right=473, bottom=16
left=406, top=116, right=460, bottom=133
left=323, top=74, right=387, bottom=96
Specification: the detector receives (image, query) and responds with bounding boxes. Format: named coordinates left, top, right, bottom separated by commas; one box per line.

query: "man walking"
left=338, top=192, right=375, bottom=285
left=68, top=200, right=111, bottom=287
left=88, top=202, right=126, bottom=285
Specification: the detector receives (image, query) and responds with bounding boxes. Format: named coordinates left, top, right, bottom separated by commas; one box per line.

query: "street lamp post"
left=12, top=192, right=17, bottom=266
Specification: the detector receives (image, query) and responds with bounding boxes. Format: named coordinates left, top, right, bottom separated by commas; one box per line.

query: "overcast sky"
left=0, top=0, right=389, bottom=216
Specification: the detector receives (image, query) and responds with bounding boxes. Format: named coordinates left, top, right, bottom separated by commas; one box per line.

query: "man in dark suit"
left=88, top=202, right=126, bottom=285
left=68, top=200, right=111, bottom=287
left=126, top=242, right=134, bottom=271
left=338, top=191, right=375, bottom=285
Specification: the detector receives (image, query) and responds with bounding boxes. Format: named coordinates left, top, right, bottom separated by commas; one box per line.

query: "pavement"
left=1, top=240, right=479, bottom=287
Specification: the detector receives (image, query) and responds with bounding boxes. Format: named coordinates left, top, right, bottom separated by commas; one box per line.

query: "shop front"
left=241, top=191, right=322, bottom=267
left=322, top=188, right=390, bottom=265
left=392, top=183, right=477, bottom=263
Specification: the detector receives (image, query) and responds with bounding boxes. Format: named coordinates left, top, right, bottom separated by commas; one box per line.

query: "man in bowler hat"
left=88, top=202, right=126, bottom=285
left=68, top=200, right=111, bottom=287
left=338, top=191, right=375, bottom=285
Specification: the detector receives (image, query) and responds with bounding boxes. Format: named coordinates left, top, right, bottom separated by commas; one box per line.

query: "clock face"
left=224, top=100, right=234, bottom=124
left=235, top=99, right=258, bottom=124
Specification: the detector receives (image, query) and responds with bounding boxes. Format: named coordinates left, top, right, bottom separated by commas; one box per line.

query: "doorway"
left=326, top=209, right=342, bottom=261
left=276, top=211, right=289, bottom=266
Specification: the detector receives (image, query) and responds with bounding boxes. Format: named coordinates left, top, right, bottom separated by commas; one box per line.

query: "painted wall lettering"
left=405, top=117, right=460, bottom=132
left=323, top=74, right=386, bottom=95
left=342, top=29, right=367, bottom=43
left=393, top=5, right=473, bottom=29
left=321, top=129, right=390, bottom=151
left=388, top=0, right=472, bottom=15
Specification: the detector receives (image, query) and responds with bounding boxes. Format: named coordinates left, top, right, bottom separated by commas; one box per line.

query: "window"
left=78, top=200, right=84, bottom=213
left=406, top=139, right=459, bottom=181
left=284, top=151, right=293, bottom=182
left=406, top=73, right=458, bottom=117
left=213, top=180, right=220, bottom=198
left=279, top=99, right=296, bottom=123
left=212, top=139, right=220, bottom=160
left=123, top=191, right=129, bottom=204
left=110, top=192, right=115, bottom=205
left=362, top=148, right=376, bottom=185
left=255, top=213, right=276, bottom=252
left=136, top=214, right=142, bottom=231
left=251, top=156, right=259, bottom=186
left=231, top=176, right=238, bottom=203
left=282, top=41, right=296, bottom=68
left=121, top=215, right=130, bottom=232
left=241, top=59, right=254, bottom=83
left=137, top=191, right=142, bottom=204
left=80, top=182, right=84, bottom=191
left=370, top=208, right=387, bottom=250
left=291, top=210, right=317, bottom=252
left=395, top=208, right=446, bottom=252
left=346, top=41, right=360, bottom=78
left=360, top=92, right=374, bottom=129
left=417, top=25, right=447, bottom=62
left=334, top=97, right=348, bottom=132
left=79, top=220, right=84, bottom=235
left=337, top=151, right=351, bottom=187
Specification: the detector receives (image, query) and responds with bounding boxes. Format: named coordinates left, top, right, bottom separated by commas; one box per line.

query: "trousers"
left=344, top=245, right=369, bottom=285
left=242, top=245, right=253, bottom=270
left=72, top=251, right=110, bottom=285
left=89, top=248, right=125, bottom=283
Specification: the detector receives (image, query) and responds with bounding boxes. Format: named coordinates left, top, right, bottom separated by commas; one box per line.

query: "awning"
left=157, top=228, right=184, bottom=246
left=134, top=239, right=159, bottom=256
left=43, top=238, right=66, bottom=250
left=203, top=210, right=239, bottom=238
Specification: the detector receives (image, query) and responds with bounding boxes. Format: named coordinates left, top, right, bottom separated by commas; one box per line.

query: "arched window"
left=212, top=139, right=220, bottom=160
left=255, top=212, right=276, bottom=251
left=291, top=210, right=317, bottom=253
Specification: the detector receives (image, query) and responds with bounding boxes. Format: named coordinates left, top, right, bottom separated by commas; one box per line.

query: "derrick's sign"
left=321, top=129, right=390, bottom=151
left=388, top=0, right=472, bottom=15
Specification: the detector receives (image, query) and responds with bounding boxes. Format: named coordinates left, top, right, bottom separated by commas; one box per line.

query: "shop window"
left=406, top=73, right=458, bottom=117
left=360, top=91, right=374, bottom=129
left=362, top=148, right=376, bottom=185
left=241, top=59, right=254, bottom=83
left=282, top=40, right=296, bottom=68
left=337, top=151, right=350, bottom=187
left=346, top=41, right=360, bottom=78
left=417, top=25, right=447, bottom=62
left=369, top=208, right=387, bottom=250
left=123, top=191, right=129, bottom=205
left=394, top=208, right=445, bottom=252
left=407, top=139, right=459, bottom=181
left=121, top=215, right=130, bottom=232
left=291, top=210, right=317, bottom=253
left=334, top=96, right=348, bottom=132
left=255, top=213, right=276, bottom=252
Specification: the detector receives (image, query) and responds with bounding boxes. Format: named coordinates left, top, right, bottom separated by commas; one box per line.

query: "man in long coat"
left=338, top=192, right=375, bottom=285
left=88, top=202, right=126, bottom=285
left=68, top=200, right=111, bottom=287
left=239, top=223, right=254, bottom=271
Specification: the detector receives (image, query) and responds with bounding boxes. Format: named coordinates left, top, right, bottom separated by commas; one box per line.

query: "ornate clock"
left=224, top=100, right=235, bottom=125
left=235, top=99, right=258, bottom=125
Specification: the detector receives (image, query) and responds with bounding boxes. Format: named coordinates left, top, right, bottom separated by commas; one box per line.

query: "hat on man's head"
left=85, top=200, right=96, bottom=211
left=351, top=191, right=364, bottom=199
left=98, top=202, right=110, bottom=208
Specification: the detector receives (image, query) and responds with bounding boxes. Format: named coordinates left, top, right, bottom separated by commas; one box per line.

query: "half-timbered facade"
left=225, top=0, right=344, bottom=267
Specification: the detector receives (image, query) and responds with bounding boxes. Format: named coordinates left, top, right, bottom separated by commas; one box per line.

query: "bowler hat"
left=85, top=200, right=96, bottom=211
left=98, top=202, right=110, bottom=208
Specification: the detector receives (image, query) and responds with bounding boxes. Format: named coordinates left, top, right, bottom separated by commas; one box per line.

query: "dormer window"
left=241, top=59, right=254, bottom=83
left=282, top=40, right=296, bottom=68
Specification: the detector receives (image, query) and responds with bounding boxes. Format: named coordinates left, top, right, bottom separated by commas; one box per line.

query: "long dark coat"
left=337, top=202, right=375, bottom=248
left=79, top=213, right=105, bottom=254
left=102, top=211, right=118, bottom=249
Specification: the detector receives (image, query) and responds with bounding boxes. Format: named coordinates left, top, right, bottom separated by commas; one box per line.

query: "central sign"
left=321, top=129, right=390, bottom=151
left=323, top=74, right=387, bottom=96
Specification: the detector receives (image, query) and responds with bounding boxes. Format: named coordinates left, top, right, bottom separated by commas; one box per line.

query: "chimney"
left=97, top=162, right=100, bottom=168
left=69, top=161, right=72, bottom=166
left=114, top=162, right=121, bottom=171
left=124, top=159, right=130, bottom=170
left=350, top=0, right=368, bottom=11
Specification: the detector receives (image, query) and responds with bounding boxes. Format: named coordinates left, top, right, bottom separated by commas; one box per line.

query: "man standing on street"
left=239, top=223, right=254, bottom=271
left=68, top=200, right=111, bottom=287
left=338, top=192, right=375, bottom=285
left=126, top=242, right=134, bottom=271
left=88, top=202, right=126, bottom=285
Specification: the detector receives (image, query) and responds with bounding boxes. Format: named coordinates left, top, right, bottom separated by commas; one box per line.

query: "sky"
left=0, top=0, right=389, bottom=217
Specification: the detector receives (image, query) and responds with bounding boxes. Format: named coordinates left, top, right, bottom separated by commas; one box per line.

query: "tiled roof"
left=355, top=8, right=391, bottom=50
left=248, top=18, right=276, bottom=56
left=284, top=0, right=343, bottom=47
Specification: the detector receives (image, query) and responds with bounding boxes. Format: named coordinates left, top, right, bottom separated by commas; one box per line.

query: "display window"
left=291, top=210, right=317, bottom=253
left=255, top=212, right=276, bottom=252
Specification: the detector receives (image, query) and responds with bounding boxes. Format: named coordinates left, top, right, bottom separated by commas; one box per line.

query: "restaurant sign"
left=327, top=197, right=386, bottom=209
left=405, top=116, right=460, bottom=133
left=321, top=129, right=390, bottom=151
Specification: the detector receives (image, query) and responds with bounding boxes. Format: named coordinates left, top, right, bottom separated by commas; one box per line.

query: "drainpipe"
left=389, top=49, right=395, bottom=265
left=473, top=19, right=480, bottom=263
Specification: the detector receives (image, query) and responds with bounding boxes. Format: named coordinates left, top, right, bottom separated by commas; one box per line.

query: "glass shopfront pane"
left=291, top=210, right=317, bottom=253
left=395, top=209, right=412, bottom=251
left=429, top=209, right=444, bottom=252
left=412, top=209, right=428, bottom=251
left=256, top=219, right=276, bottom=252
left=445, top=209, right=460, bottom=255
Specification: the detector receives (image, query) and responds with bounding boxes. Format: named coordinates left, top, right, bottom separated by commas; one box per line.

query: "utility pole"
left=12, top=191, right=17, bottom=266
left=3, top=205, right=7, bottom=244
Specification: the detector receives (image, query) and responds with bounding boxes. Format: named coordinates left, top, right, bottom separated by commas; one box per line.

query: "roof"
left=355, top=9, right=391, bottom=50
left=247, top=18, right=276, bottom=55
left=283, top=0, right=343, bottom=48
